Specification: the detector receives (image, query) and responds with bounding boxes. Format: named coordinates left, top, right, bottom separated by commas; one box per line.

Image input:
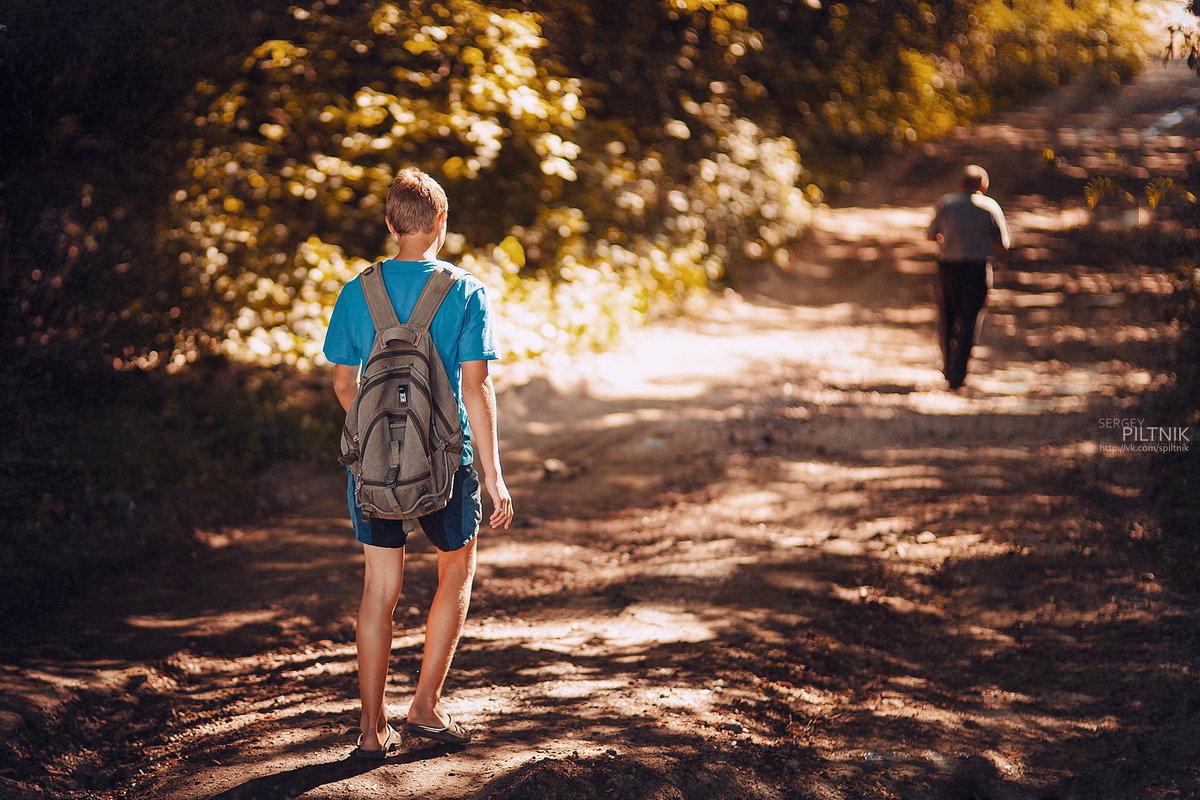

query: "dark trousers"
left=935, top=259, right=991, bottom=387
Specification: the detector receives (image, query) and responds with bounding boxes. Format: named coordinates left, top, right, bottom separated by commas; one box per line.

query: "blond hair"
left=385, top=168, right=448, bottom=236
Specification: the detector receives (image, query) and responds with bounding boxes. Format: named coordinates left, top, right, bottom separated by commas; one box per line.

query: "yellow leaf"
left=497, top=235, right=526, bottom=268
left=403, top=38, right=436, bottom=55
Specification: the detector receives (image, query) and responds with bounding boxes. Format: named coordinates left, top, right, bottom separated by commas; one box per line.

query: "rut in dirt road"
left=2, top=65, right=1199, bottom=800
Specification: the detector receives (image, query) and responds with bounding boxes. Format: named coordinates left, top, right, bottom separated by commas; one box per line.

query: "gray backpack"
left=339, top=263, right=465, bottom=528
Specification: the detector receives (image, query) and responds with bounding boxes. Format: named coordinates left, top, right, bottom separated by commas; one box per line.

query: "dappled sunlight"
left=126, top=609, right=280, bottom=635
left=920, top=360, right=1157, bottom=405
left=817, top=205, right=932, bottom=238
left=556, top=309, right=833, bottom=402
left=1008, top=206, right=1097, bottom=231
left=481, top=540, right=594, bottom=568
left=878, top=305, right=939, bottom=323
left=642, top=549, right=762, bottom=581
left=853, top=444, right=1035, bottom=464
left=464, top=604, right=717, bottom=651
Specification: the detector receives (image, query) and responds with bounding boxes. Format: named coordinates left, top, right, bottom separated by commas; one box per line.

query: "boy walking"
left=323, top=167, right=514, bottom=757
left=926, top=164, right=1011, bottom=390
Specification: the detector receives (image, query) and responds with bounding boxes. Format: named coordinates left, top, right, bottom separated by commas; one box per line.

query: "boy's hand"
left=485, top=475, right=514, bottom=529
left=460, top=359, right=511, bottom=529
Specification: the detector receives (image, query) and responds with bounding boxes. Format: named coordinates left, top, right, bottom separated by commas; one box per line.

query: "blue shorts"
left=347, top=465, right=481, bottom=552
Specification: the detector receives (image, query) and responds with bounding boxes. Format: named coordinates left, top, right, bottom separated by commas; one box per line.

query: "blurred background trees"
left=0, top=0, right=1160, bottom=614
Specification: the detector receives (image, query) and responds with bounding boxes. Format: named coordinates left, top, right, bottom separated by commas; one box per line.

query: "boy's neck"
left=393, top=232, right=442, bottom=261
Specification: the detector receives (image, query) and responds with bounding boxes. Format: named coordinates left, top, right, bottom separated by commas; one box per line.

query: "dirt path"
left=3, top=65, right=1199, bottom=800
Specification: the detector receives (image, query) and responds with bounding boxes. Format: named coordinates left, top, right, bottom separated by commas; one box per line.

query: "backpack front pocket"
left=359, top=408, right=432, bottom=489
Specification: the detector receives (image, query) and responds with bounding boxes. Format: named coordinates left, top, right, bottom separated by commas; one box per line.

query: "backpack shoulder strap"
left=359, top=263, right=401, bottom=331
left=407, top=266, right=465, bottom=330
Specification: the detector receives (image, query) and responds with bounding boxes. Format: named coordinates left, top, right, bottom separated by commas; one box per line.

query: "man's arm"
left=333, top=363, right=358, bottom=412
left=461, top=359, right=514, bottom=529
left=992, top=206, right=1011, bottom=252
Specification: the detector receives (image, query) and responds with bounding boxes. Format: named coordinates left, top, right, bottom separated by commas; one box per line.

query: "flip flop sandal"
left=404, top=714, right=472, bottom=745
left=351, top=723, right=400, bottom=760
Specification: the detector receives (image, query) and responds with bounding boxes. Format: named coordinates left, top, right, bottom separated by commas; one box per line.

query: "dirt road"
left=3, top=65, right=1199, bottom=800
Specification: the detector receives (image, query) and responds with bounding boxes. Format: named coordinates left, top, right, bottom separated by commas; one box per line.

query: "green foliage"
left=165, top=0, right=810, bottom=365
left=170, top=1, right=586, bottom=366
left=546, top=0, right=1144, bottom=184
left=0, top=0, right=297, bottom=374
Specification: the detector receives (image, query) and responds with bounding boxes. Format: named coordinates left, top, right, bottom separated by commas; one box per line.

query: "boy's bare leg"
left=408, top=537, right=478, bottom=727
left=357, top=543, right=406, bottom=748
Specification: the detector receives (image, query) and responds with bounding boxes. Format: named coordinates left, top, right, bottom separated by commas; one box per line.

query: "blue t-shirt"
left=323, top=259, right=498, bottom=465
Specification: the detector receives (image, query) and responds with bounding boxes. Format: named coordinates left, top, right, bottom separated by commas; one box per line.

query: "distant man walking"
left=926, top=165, right=1010, bottom=390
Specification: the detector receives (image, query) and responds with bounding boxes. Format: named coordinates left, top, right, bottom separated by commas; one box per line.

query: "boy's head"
left=960, top=164, right=989, bottom=193
left=386, top=168, right=448, bottom=237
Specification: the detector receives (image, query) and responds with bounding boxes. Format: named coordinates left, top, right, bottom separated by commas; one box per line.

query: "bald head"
left=961, top=164, right=989, bottom=193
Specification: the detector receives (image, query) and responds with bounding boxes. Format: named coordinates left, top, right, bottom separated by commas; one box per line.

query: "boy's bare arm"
left=461, top=359, right=514, bottom=529
left=333, top=363, right=358, bottom=412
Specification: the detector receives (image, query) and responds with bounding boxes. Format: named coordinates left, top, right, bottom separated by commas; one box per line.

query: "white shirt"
left=928, top=191, right=1010, bottom=261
